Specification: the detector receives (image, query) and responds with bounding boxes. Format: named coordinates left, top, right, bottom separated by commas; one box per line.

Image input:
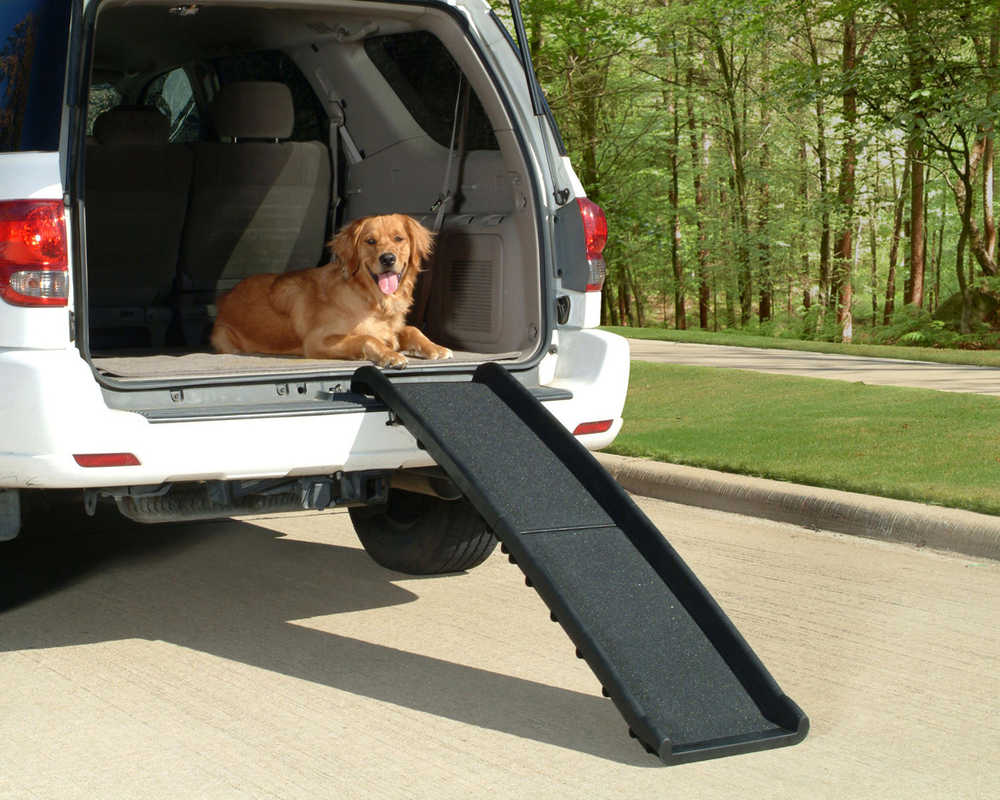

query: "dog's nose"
left=379, top=252, right=397, bottom=269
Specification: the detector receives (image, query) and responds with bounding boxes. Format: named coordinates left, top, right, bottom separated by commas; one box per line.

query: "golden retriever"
left=210, top=214, right=452, bottom=368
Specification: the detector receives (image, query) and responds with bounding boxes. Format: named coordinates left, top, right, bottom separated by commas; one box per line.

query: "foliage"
left=511, top=0, right=1000, bottom=343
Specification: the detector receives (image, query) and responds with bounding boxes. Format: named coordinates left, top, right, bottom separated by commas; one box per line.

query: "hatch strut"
left=507, top=0, right=545, bottom=116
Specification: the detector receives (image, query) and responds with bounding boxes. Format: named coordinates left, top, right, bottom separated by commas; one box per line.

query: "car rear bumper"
left=0, top=329, right=629, bottom=490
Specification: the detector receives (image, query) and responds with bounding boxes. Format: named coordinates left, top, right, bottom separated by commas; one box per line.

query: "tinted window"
left=364, top=32, right=499, bottom=151
left=86, top=84, right=121, bottom=136
left=0, top=0, right=71, bottom=152
left=144, top=68, right=201, bottom=142
left=213, top=50, right=326, bottom=141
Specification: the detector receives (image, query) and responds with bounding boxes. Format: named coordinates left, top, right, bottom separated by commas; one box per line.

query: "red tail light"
left=577, top=198, right=607, bottom=291
left=0, top=200, right=69, bottom=307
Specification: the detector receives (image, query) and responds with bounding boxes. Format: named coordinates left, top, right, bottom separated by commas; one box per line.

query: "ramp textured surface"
left=351, top=363, right=807, bottom=763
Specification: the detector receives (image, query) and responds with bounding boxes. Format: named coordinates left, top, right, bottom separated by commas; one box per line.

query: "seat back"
left=179, top=82, right=331, bottom=300
left=85, top=106, right=194, bottom=346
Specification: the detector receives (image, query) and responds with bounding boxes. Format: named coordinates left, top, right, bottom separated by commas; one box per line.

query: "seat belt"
left=413, top=76, right=470, bottom=329
left=328, top=99, right=346, bottom=237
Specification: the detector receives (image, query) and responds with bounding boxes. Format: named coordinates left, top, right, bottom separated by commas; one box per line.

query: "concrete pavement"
left=1, top=502, right=997, bottom=798
left=626, top=337, right=1000, bottom=394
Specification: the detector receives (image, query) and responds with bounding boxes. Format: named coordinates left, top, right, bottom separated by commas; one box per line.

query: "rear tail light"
left=577, top=198, right=607, bottom=292
left=0, top=200, right=69, bottom=307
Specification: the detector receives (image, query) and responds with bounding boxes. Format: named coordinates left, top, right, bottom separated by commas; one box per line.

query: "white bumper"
left=0, top=330, right=629, bottom=489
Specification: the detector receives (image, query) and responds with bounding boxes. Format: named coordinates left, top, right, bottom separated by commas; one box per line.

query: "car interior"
left=83, top=1, right=543, bottom=383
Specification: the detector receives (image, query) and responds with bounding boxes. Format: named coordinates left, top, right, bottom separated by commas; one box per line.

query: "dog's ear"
left=403, top=215, right=434, bottom=269
left=330, top=217, right=366, bottom=279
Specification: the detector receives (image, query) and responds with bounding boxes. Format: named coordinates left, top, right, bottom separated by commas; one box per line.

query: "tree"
left=833, top=9, right=858, bottom=340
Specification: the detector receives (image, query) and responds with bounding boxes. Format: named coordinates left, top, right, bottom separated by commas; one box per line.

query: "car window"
left=0, top=0, right=72, bottom=152
left=144, top=68, right=201, bottom=142
left=364, top=32, right=499, bottom=152
left=86, top=84, right=122, bottom=137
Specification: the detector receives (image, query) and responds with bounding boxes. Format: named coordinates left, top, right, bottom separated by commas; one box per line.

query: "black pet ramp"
left=350, top=363, right=808, bottom=765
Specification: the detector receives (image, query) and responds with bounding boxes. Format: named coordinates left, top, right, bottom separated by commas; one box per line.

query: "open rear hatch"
left=80, top=0, right=546, bottom=395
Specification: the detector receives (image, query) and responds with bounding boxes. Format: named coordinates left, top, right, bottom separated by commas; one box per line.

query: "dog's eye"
left=394, top=235, right=404, bottom=242
left=365, top=237, right=376, bottom=245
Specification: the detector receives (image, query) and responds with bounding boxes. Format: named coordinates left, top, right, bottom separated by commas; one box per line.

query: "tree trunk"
left=757, top=46, right=772, bottom=323
left=803, top=13, right=832, bottom=312
left=624, top=262, right=645, bottom=327
left=799, top=139, right=812, bottom=310
left=950, top=136, right=999, bottom=278
left=907, top=147, right=925, bottom=306
left=884, top=153, right=910, bottom=325
left=713, top=37, right=753, bottom=325
left=870, top=209, right=878, bottom=322
left=669, top=35, right=685, bottom=329
left=933, top=223, right=943, bottom=314
left=602, top=281, right=617, bottom=326
left=985, top=10, right=999, bottom=262
left=901, top=6, right=926, bottom=308
left=834, top=11, right=857, bottom=341
left=686, top=51, right=711, bottom=328
left=955, top=218, right=971, bottom=334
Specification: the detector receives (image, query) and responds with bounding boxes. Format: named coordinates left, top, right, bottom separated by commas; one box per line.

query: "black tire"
left=349, top=489, right=497, bottom=575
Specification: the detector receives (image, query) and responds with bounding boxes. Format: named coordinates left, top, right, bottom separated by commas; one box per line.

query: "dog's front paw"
left=374, top=351, right=409, bottom=369
left=426, top=345, right=453, bottom=360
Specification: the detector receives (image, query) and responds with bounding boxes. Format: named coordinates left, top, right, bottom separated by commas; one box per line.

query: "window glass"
left=0, top=0, right=71, bottom=152
left=144, top=68, right=201, bottom=142
left=212, top=50, right=326, bottom=141
left=364, top=32, right=499, bottom=151
left=86, top=84, right=122, bottom=137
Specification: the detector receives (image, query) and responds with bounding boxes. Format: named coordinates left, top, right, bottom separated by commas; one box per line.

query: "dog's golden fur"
left=210, top=214, right=452, bottom=368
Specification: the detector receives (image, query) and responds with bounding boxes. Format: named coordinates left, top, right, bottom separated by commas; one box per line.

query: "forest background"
left=518, top=0, right=1000, bottom=347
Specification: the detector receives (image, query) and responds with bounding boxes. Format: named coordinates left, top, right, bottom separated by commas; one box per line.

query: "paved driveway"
left=2, top=502, right=997, bottom=799
left=627, top=338, right=1000, bottom=395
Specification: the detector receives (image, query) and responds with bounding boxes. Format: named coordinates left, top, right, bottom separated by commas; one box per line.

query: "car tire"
left=349, top=489, right=497, bottom=575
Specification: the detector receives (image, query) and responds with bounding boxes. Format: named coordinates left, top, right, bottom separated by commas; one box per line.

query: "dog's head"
left=330, top=214, right=433, bottom=301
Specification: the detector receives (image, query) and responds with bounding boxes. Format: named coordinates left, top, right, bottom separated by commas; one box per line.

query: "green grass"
left=601, top=325, right=1000, bottom=368
left=606, top=361, right=1000, bottom=516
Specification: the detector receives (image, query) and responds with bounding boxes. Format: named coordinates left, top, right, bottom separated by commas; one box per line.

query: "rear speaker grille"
left=448, top=260, right=495, bottom=333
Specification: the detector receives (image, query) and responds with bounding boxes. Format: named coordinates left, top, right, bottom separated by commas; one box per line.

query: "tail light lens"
left=577, top=198, right=607, bottom=291
left=0, top=200, right=69, bottom=307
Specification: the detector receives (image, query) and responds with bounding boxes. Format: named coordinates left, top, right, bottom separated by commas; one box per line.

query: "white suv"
left=0, top=0, right=628, bottom=573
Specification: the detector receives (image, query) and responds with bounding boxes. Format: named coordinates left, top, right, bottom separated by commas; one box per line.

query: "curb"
left=595, top=453, right=1000, bottom=561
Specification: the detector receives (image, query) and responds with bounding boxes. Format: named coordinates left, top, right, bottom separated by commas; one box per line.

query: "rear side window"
left=364, top=32, right=499, bottom=151
left=86, top=84, right=121, bottom=135
left=143, top=68, right=201, bottom=142
left=0, top=0, right=71, bottom=152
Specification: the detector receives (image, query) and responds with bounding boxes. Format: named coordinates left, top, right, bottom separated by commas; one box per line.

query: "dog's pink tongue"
left=378, top=272, right=399, bottom=295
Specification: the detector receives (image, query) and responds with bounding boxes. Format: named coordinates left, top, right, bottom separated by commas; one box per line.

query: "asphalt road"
left=2, top=500, right=997, bottom=799
left=627, top=338, right=1000, bottom=394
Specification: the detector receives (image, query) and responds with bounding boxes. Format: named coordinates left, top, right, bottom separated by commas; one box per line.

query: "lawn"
left=601, top=325, right=1000, bottom=369
left=606, top=361, right=1000, bottom=516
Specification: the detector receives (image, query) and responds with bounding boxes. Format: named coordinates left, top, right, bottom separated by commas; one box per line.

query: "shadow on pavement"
left=0, top=503, right=652, bottom=767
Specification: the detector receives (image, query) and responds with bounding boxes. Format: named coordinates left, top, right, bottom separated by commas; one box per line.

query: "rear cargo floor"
left=91, top=349, right=522, bottom=381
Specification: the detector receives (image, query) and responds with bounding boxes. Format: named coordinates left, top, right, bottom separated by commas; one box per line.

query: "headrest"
left=211, top=82, right=294, bottom=140
left=93, top=106, right=170, bottom=146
